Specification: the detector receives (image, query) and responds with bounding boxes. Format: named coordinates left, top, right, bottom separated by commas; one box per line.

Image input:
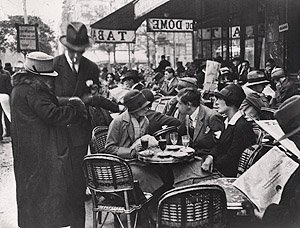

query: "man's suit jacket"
left=146, top=109, right=181, bottom=135
left=211, top=116, right=256, bottom=177
left=160, top=77, right=179, bottom=96
left=178, top=105, right=224, bottom=154
left=53, top=54, right=99, bottom=146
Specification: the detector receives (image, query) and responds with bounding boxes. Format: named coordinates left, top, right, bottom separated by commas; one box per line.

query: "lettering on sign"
left=279, top=23, right=288, bottom=33
left=231, top=26, right=240, bottom=38
left=147, top=18, right=193, bottom=32
left=91, top=29, right=136, bottom=43
left=16, top=24, right=39, bottom=51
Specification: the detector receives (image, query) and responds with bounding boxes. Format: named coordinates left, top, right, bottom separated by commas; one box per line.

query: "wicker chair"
left=90, top=126, right=109, bottom=154
left=83, top=154, right=153, bottom=228
left=157, top=184, right=228, bottom=228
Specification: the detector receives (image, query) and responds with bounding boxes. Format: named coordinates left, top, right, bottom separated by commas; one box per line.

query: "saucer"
left=157, top=151, right=172, bottom=157
left=167, top=145, right=181, bottom=150
left=171, top=152, right=188, bottom=158
left=139, top=150, right=154, bottom=157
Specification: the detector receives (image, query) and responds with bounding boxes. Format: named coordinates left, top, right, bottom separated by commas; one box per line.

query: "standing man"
left=155, top=55, right=171, bottom=74
left=53, top=22, right=102, bottom=228
left=0, top=59, right=12, bottom=140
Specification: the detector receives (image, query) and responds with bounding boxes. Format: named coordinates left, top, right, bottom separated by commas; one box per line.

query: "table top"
left=194, top=178, right=249, bottom=210
left=138, top=145, right=195, bottom=164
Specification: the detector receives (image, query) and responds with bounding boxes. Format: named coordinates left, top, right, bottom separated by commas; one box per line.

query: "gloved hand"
left=68, top=97, right=88, bottom=120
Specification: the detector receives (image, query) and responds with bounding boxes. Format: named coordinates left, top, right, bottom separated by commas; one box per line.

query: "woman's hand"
left=201, top=155, right=213, bottom=173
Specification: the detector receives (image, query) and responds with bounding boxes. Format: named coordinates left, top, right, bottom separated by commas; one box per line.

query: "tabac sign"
left=147, top=18, right=193, bottom=32
left=91, top=29, right=136, bottom=43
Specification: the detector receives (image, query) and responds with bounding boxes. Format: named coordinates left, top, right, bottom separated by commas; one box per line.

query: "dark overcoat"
left=11, top=73, right=79, bottom=228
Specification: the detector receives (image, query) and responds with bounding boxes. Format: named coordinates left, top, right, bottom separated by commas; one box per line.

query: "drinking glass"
left=158, top=139, right=167, bottom=151
left=141, top=138, right=149, bottom=151
left=182, top=135, right=190, bottom=148
left=170, top=132, right=178, bottom=145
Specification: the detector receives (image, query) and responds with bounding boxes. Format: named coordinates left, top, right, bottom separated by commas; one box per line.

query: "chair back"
left=83, top=154, right=134, bottom=192
left=157, top=185, right=227, bottom=228
left=90, top=126, right=109, bottom=154
left=237, top=144, right=263, bottom=177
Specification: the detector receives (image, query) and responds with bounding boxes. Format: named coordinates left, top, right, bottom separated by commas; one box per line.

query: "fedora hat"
left=120, top=70, right=140, bottom=80
left=215, top=84, right=245, bottom=108
left=176, top=77, right=197, bottom=91
left=60, top=22, right=94, bottom=51
left=123, top=90, right=150, bottom=113
left=271, top=68, right=285, bottom=79
left=244, top=70, right=269, bottom=87
left=24, top=52, right=58, bottom=77
left=141, top=89, right=154, bottom=103
left=274, top=95, right=300, bottom=139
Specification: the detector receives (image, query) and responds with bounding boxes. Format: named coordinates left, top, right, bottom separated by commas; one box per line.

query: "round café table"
left=137, top=145, right=195, bottom=164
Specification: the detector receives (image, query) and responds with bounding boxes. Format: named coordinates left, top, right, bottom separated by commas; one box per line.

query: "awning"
left=90, top=0, right=201, bottom=43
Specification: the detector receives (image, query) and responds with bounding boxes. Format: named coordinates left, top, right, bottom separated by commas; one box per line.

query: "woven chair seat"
left=83, top=154, right=154, bottom=228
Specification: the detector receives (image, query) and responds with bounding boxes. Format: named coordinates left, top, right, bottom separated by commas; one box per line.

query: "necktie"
left=72, top=62, right=77, bottom=73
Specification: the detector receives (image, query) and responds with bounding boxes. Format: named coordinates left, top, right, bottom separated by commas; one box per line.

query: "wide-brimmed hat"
left=24, top=52, right=58, bottom=77
left=244, top=70, right=269, bottom=87
left=274, top=95, right=300, bottom=139
left=271, top=68, right=285, bottom=79
left=176, top=77, right=197, bottom=91
left=60, top=22, right=94, bottom=51
left=215, top=84, right=245, bottom=108
left=123, top=90, right=150, bottom=113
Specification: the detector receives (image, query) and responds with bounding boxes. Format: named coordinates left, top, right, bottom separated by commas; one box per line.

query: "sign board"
left=147, top=18, right=193, bottom=32
left=16, top=24, right=39, bottom=52
left=134, top=0, right=169, bottom=19
left=231, top=26, right=240, bottom=38
left=91, top=29, right=135, bottom=43
left=279, top=23, right=288, bottom=33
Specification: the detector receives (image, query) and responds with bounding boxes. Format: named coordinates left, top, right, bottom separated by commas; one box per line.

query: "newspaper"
left=203, top=60, right=221, bottom=91
left=256, top=120, right=300, bottom=157
left=233, top=146, right=299, bottom=214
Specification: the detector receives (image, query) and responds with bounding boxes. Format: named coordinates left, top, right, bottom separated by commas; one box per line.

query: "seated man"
left=159, top=67, right=178, bottom=96
left=202, top=84, right=256, bottom=177
left=240, top=70, right=270, bottom=120
left=177, top=88, right=224, bottom=155
left=105, top=90, right=163, bottom=193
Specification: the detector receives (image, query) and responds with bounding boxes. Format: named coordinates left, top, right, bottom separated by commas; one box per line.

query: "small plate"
left=167, top=145, right=181, bottom=150
left=157, top=151, right=172, bottom=157
left=182, top=147, right=195, bottom=154
left=139, top=150, right=154, bottom=157
left=172, top=152, right=188, bottom=158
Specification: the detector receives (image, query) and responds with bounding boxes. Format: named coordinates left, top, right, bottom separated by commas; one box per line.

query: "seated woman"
left=201, top=84, right=256, bottom=177
left=105, top=90, right=164, bottom=193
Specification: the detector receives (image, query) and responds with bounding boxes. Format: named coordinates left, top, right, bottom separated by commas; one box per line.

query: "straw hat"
left=60, top=22, right=94, bottom=51
left=271, top=68, right=285, bottom=79
left=123, top=90, right=150, bottom=113
left=24, top=52, right=58, bottom=77
left=244, top=70, right=269, bottom=87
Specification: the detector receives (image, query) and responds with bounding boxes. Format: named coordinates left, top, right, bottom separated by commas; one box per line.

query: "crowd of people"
left=4, top=21, right=300, bottom=228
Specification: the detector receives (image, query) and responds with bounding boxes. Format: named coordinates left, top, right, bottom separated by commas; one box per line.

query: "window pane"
left=245, top=39, right=255, bottom=66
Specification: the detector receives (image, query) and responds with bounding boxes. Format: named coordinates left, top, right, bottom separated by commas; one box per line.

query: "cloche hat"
left=274, top=95, right=300, bottom=139
left=60, top=22, right=94, bottom=51
left=123, top=90, right=150, bottom=113
left=244, top=70, right=269, bottom=87
left=24, top=52, right=58, bottom=77
left=215, top=84, right=245, bottom=108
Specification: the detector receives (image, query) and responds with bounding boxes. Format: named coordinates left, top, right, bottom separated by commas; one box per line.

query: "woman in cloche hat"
left=10, top=51, right=87, bottom=228
left=105, top=89, right=164, bottom=193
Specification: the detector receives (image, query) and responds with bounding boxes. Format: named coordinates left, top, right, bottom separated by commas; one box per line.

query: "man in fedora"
left=255, top=95, right=300, bottom=228
left=240, top=70, right=270, bottom=120
left=11, top=52, right=87, bottom=228
left=53, top=22, right=119, bottom=228
left=121, top=69, right=144, bottom=90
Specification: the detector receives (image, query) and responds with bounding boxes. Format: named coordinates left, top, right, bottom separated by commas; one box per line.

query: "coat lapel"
left=123, top=111, right=135, bottom=143
left=193, top=107, right=204, bottom=141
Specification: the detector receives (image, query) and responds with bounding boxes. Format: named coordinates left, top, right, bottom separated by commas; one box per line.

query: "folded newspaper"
left=233, top=146, right=299, bottom=214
